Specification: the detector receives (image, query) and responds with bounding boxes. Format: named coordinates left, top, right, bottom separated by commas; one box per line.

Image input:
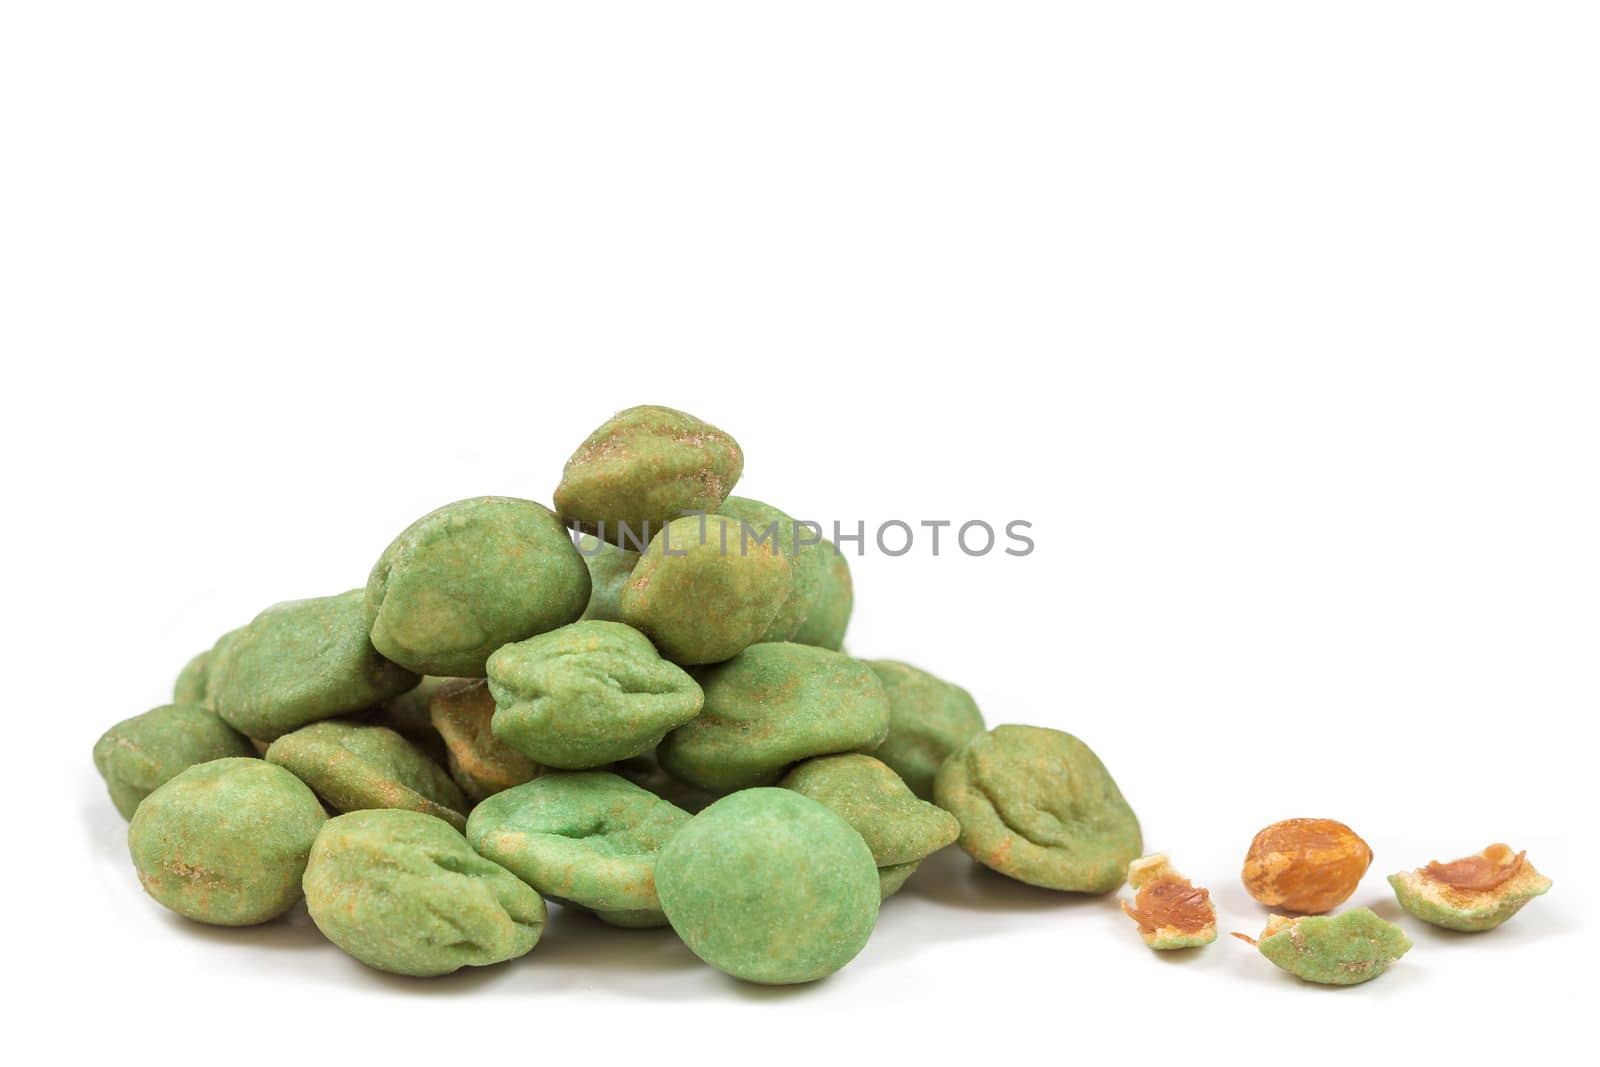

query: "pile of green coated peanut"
left=94, top=406, right=1552, bottom=986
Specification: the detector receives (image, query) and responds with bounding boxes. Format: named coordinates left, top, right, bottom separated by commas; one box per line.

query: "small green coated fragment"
left=779, top=753, right=958, bottom=898
left=1388, top=844, right=1552, bottom=932
left=128, top=758, right=326, bottom=926
left=466, top=771, right=690, bottom=928
left=658, top=643, right=890, bottom=793
left=865, top=659, right=985, bottom=798
left=364, top=496, right=590, bottom=677
left=619, top=515, right=792, bottom=665
left=934, top=725, right=1141, bottom=893
left=266, top=720, right=469, bottom=831
left=205, top=590, right=420, bottom=740
left=554, top=405, right=744, bottom=547
left=655, top=789, right=880, bottom=984
left=487, top=621, right=704, bottom=769
left=1242, top=908, right=1412, bottom=985
left=94, top=704, right=256, bottom=819
left=304, top=809, right=546, bottom=977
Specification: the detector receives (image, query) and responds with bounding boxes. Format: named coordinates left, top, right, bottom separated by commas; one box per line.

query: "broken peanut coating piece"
left=1388, top=843, right=1552, bottom=932
left=1242, top=817, right=1372, bottom=914
left=555, top=405, right=744, bottom=547
left=1234, top=908, right=1411, bottom=986
left=1119, top=854, right=1217, bottom=950
left=934, top=725, right=1142, bottom=893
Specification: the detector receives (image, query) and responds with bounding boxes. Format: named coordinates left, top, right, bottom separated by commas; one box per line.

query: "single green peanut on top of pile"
left=555, top=405, right=744, bottom=546
left=487, top=620, right=704, bottom=768
left=657, top=642, right=891, bottom=793
left=467, top=771, right=690, bottom=928
left=304, top=809, right=547, bottom=977
left=365, top=496, right=590, bottom=677
left=205, top=589, right=419, bottom=740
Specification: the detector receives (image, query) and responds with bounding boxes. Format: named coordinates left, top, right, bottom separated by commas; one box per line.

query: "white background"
left=4, top=2, right=1595, bottom=1063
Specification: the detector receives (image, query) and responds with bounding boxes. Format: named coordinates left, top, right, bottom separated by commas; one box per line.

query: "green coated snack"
left=655, top=788, right=880, bottom=984
left=866, top=659, right=985, bottom=798
left=94, top=704, right=256, bottom=819
left=206, top=590, right=420, bottom=740
left=1238, top=908, right=1412, bottom=986
left=792, top=540, right=853, bottom=650
left=173, top=648, right=214, bottom=705
left=934, top=725, right=1142, bottom=893
left=428, top=678, right=542, bottom=802
left=610, top=747, right=720, bottom=813
left=577, top=534, right=640, bottom=623
left=619, top=515, right=791, bottom=665
left=128, top=758, right=326, bottom=925
left=365, top=496, right=590, bottom=677
left=466, top=772, right=690, bottom=928
left=779, top=753, right=959, bottom=898
left=1388, top=843, right=1553, bottom=932
left=554, top=405, right=744, bottom=547
left=304, top=809, right=546, bottom=977
left=487, top=621, right=704, bottom=769
left=658, top=643, right=890, bottom=793
left=717, top=496, right=830, bottom=643
left=265, top=721, right=469, bottom=832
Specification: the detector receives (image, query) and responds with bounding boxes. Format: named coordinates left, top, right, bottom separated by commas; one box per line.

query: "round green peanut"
left=619, top=515, right=791, bottom=665
left=205, top=590, right=420, bottom=740
left=304, top=809, right=546, bottom=977
left=94, top=704, right=255, bottom=819
left=554, top=405, right=743, bottom=547
left=655, top=789, right=880, bottom=984
left=934, top=725, right=1142, bottom=894
left=717, top=496, right=830, bottom=643
left=487, top=621, right=704, bottom=769
left=364, top=496, right=590, bottom=677
left=866, top=659, right=985, bottom=799
left=658, top=643, right=890, bottom=793
left=466, top=771, right=690, bottom=928
left=128, top=758, right=326, bottom=925
left=266, top=720, right=469, bottom=831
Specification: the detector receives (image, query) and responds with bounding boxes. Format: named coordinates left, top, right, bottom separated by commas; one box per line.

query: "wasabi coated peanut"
left=94, top=704, right=256, bottom=819
left=655, top=789, right=880, bottom=984
left=304, top=809, right=547, bottom=977
left=266, top=720, right=469, bottom=831
left=365, top=496, right=590, bottom=677
left=128, top=758, right=326, bottom=925
left=1236, top=908, right=1412, bottom=986
left=467, top=772, right=690, bottom=928
left=658, top=643, right=891, bottom=793
left=577, top=534, right=639, bottom=623
left=792, top=539, right=853, bottom=650
left=780, top=753, right=959, bottom=898
left=554, top=405, right=744, bottom=546
left=717, top=496, right=831, bottom=643
left=934, top=725, right=1142, bottom=893
left=487, top=621, right=704, bottom=769
left=619, top=515, right=792, bottom=665
left=866, top=659, right=984, bottom=799
left=1388, top=843, right=1553, bottom=932
left=429, top=678, right=542, bottom=802
left=173, top=648, right=214, bottom=705
left=205, top=590, right=420, bottom=740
